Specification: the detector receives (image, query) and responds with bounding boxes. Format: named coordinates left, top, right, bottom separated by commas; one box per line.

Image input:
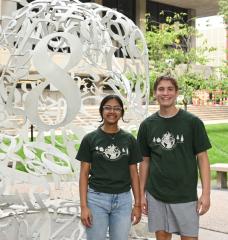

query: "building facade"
left=0, top=0, right=226, bottom=66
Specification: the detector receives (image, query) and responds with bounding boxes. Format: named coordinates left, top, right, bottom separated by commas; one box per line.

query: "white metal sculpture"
left=0, top=0, right=149, bottom=239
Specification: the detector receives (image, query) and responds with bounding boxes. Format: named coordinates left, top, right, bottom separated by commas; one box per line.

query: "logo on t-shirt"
left=95, top=144, right=129, bottom=161
left=152, top=131, right=184, bottom=150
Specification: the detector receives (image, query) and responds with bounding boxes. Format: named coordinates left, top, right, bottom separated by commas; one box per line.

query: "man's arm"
left=139, top=156, right=150, bottom=215
left=197, top=151, right=211, bottom=215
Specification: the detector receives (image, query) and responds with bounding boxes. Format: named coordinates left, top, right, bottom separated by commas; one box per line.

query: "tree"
left=145, top=12, right=216, bottom=110
left=211, top=62, right=228, bottom=103
left=219, top=0, right=228, bottom=25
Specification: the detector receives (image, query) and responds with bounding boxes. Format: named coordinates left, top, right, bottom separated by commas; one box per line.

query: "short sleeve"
left=76, top=134, right=92, bottom=163
left=128, top=135, right=142, bottom=165
left=137, top=122, right=151, bottom=157
left=192, top=117, right=212, bottom=154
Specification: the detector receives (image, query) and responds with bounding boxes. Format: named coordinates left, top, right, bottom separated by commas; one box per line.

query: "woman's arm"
left=129, top=163, right=141, bottom=225
left=79, top=161, right=93, bottom=227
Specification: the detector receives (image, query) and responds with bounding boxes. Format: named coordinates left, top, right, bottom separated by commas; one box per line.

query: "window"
left=17, top=0, right=94, bottom=9
left=146, top=1, right=189, bottom=51
left=103, top=0, right=136, bottom=23
left=147, top=1, right=188, bottom=26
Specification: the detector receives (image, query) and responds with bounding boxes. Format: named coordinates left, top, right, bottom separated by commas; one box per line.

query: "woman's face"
left=102, top=98, right=122, bottom=125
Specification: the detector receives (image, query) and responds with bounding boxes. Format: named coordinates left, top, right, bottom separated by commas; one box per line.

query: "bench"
left=210, top=163, right=228, bottom=189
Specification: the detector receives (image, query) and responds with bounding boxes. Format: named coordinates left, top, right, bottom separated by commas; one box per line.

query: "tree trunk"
left=183, top=99, right=188, bottom=111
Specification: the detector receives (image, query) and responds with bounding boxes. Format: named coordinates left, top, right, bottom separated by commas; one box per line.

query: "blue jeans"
left=86, top=188, right=132, bottom=240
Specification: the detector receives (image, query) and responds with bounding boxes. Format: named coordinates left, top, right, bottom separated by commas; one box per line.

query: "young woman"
left=76, top=95, right=142, bottom=240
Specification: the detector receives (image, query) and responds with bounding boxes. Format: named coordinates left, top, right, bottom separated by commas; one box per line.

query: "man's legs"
left=156, top=232, right=198, bottom=240
left=181, top=236, right=198, bottom=240
left=155, top=230, right=172, bottom=240
left=147, top=193, right=199, bottom=240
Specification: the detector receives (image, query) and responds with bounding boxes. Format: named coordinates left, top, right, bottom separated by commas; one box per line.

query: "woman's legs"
left=86, top=189, right=109, bottom=240
left=109, top=191, right=132, bottom=240
left=86, top=189, right=132, bottom=240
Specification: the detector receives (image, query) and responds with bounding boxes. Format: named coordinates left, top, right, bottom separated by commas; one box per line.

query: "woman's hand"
left=81, top=206, right=93, bottom=228
left=131, top=205, right=142, bottom=225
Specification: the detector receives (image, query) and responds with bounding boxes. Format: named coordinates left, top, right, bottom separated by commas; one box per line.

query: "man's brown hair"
left=153, top=76, right=179, bottom=92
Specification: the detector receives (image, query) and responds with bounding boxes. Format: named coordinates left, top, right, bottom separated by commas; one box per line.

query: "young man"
left=137, top=76, right=211, bottom=240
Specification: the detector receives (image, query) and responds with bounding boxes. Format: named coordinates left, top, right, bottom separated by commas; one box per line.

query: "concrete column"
left=2, top=0, right=17, bottom=16
left=136, top=0, right=146, bottom=32
left=95, top=0, right=102, bottom=4
left=226, top=29, right=228, bottom=61
left=0, top=0, right=2, bottom=17
left=188, top=9, right=196, bottom=49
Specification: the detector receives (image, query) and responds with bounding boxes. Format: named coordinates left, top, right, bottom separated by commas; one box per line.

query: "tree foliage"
left=145, top=12, right=216, bottom=109
left=219, top=0, right=228, bottom=25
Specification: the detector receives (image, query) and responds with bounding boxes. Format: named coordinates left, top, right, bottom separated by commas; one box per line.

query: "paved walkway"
left=1, top=179, right=227, bottom=239
left=204, top=119, right=228, bottom=125
left=199, top=188, right=228, bottom=239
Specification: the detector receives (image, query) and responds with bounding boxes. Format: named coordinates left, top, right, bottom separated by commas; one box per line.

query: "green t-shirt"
left=137, top=109, right=212, bottom=203
left=76, top=127, right=142, bottom=194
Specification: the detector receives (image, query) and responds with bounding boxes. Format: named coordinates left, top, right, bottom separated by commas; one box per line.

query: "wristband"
left=134, top=204, right=141, bottom=207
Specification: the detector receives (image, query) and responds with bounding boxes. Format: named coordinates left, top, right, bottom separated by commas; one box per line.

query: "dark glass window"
left=18, top=0, right=135, bottom=21
left=17, top=0, right=93, bottom=9
left=146, top=1, right=188, bottom=51
left=146, top=1, right=188, bottom=25
left=103, top=0, right=136, bottom=22
left=17, top=0, right=34, bottom=9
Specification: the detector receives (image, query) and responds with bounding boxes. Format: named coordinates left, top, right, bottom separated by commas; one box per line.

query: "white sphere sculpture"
left=0, top=0, right=149, bottom=132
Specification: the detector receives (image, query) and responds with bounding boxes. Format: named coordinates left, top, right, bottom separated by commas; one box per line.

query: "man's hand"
left=141, top=194, right=148, bottom=215
left=197, top=193, right=210, bottom=215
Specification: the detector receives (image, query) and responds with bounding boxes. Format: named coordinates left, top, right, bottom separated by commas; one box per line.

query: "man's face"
left=154, top=80, right=178, bottom=108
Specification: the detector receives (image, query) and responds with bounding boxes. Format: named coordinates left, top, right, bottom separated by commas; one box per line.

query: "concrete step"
left=1, top=105, right=228, bottom=135
left=148, top=105, right=228, bottom=121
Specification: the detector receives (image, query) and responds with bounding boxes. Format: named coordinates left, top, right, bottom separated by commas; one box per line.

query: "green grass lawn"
left=205, top=123, right=228, bottom=179
left=206, top=123, right=228, bottom=164
left=2, top=123, right=228, bottom=180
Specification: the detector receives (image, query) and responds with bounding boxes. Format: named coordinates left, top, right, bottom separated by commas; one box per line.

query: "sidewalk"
left=1, top=179, right=227, bottom=240
left=199, top=188, right=228, bottom=240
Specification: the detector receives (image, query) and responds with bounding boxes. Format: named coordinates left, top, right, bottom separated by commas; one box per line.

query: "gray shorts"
left=147, top=192, right=199, bottom=237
